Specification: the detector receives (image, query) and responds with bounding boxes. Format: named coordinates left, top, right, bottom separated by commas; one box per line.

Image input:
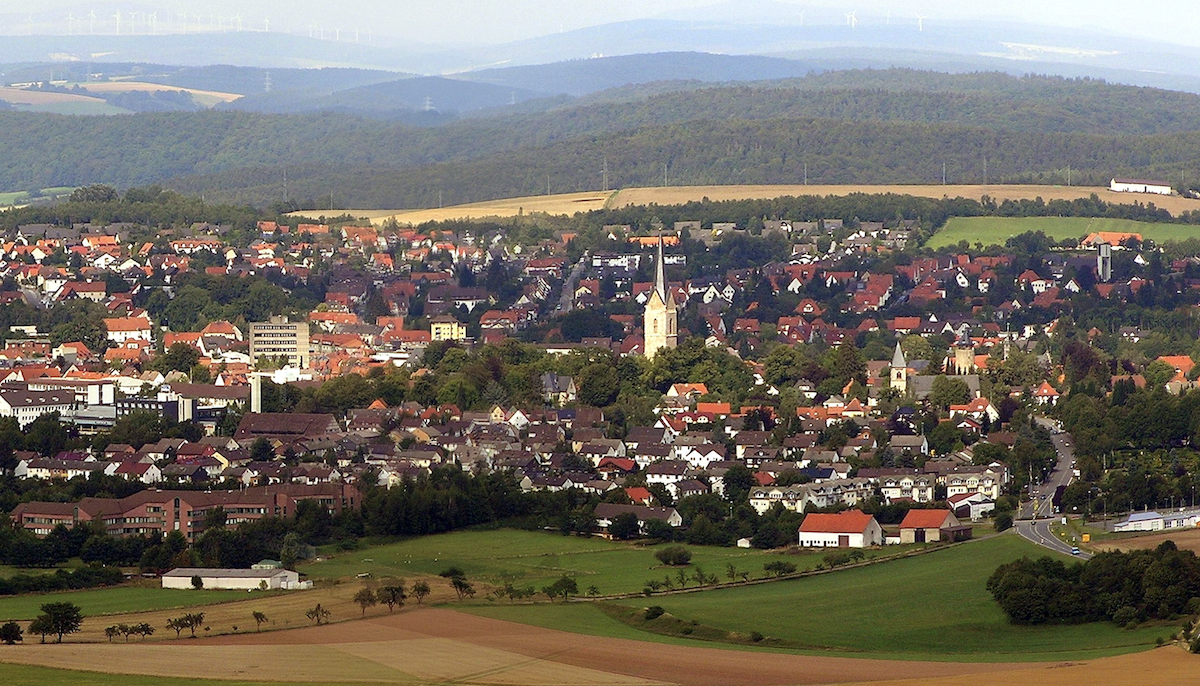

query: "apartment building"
left=249, top=316, right=310, bottom=368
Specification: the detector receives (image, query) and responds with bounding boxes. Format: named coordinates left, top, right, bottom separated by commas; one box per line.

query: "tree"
left=578, top=363, right=620, bottom=407
left=450, top=576, right=475, bottom=600
left=722, top=463, right=755, bottom=504
left=250, top=437, right=276, bottom=462
left=166, top=617, right=185, bottom=638
left=305, top=604, right=331, bottom=625
left=191, top=574, right=204, bottom=589
left=181, top=612, right=205, bottom=637
left=28, top=616, right=52, bottom=644
left=36, top=602, right=83, bottom=643
left=377, top=584, right=407, bottom=612
left=412, top=580, right=431, bottom=605
left=654, top=545, right=692, bottom=566
left=929, top=376, right=970, bottom=410
left=0, top=621, right=22, bottom=645
left=608, top=512, right=641, bottom=540
left=353, top=587, right=378, bottom=616
left=252, top=611, right=268, bottom=632
left=541, top=575, right=579, bottom=602
left=763, top=561, right=797, bottom=577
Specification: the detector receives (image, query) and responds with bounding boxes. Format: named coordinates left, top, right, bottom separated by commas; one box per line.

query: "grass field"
left=595, top=534, right=1172, bottom=660
left=323, top=184, right=1200, bottom=226
left=301, top=529, right=906, bottom=596
left=0, top=585, right=249, bottom=621
left=73, top=81, right=243, bottom=108
left=927, top=216, right=1200, bottom=249
left=0, top=663, right=364, bottom=686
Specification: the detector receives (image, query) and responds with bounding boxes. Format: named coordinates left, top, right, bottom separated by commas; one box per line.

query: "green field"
left=926, top=216, right=1200, bottom=249
left=0, top=586, right=250, bottom=621
left=301, top=529, right=908, bottom=596
left=0, top=186, right=77, bottom=206
left=587, top=534, right=1170, bottom=660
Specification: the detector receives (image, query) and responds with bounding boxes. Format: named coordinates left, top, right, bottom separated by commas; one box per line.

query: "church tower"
left=890, top=342, right=908, bottom=394
left=643, top=235, right=678, bottom=358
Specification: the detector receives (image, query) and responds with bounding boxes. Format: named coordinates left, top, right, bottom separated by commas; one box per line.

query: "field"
left=1092, top=527, right=1200, bottom=555
left=0, top=585, right=250, bottom=622
left=73, top=81, right=243, bottom=108
left=595, top=534, right=1172, bottom=660
left=0, top=87, right=129, bottom=115
left=1, top=608, right=1197, bottom=686
left=300, top=529, right=903, bottom=596
left=926, top=216, right=1200, bottom=249
left=328, top=184, right=1200, bottom=226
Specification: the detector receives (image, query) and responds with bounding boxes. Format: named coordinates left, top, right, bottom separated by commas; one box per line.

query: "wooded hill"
left=4, top=69, right=1200, bottom=208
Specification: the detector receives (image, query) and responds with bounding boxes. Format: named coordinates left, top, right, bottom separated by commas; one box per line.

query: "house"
left=797, top=510, right=883, bottom=548
left=948, top=492, right=995, bottom=521
left=593, top=503, right=682, bottom=536
left=898, top=509, right=971, bottom=543
left=1110, top=178, right=1172, bottom=196
left=1113, top=511, right=1164, bottom=532
left=430, top=315, right=467, bottom=342
left=161, top=567, right=307, bottom=590
left=541, top=372, right=577, bottom=405
left=1031, top=381, right=1060, bottom=406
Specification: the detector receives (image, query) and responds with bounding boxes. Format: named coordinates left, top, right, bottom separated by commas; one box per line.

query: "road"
left=1015, top=418, right=1091, bottom=558
left=557, top=252, right=588, bottom=313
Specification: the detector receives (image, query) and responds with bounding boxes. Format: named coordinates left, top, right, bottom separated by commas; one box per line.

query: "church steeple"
left=643, top=233, right=678, bottom=359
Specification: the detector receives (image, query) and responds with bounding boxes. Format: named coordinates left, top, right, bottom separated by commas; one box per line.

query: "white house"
left=797, top=510, right=883, bottom=548
left=1110, top=178, right=1172, bottom=195
left=162, top=567, right=307, bottom=590
left=0, top=389, right=75, bottom=427
left=1114, top=511, right=1165, bottom=532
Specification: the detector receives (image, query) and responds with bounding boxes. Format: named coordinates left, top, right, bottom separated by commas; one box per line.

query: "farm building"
left=1113, top=510, right=1200, bottom=533
left=1110, top=178, right=1172, bottom=195
left=797, top=510, right=883, bottom=548
left=162, top=567, right=307, bottom=590
left=898, top=509, right=972, bottom=544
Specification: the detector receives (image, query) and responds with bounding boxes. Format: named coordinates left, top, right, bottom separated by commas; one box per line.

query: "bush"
left=994, top=512, right=1013, bottom=532
left=644, top=606, right=665, bottom=621
left=1112, top=606, right=1138, bottom=627
left=749, top=631, right=764, bottom=642
left=654, top=546, right=692, bottom=566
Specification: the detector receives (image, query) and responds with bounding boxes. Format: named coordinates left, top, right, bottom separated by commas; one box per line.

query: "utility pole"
left=663, top=162, right=668, bottom=187
left=1067, top=165, right=1072, bottom=186
left=983, top=157, right=988, bottom=185
left=602, top=155, right=609, bottom=192
left=942, top=162, right=947, bottom=185
left=804, top=162, right=808, bottom=185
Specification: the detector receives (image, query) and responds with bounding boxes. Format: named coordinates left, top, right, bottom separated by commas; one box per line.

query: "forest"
left=5, top=70, right=1200, bottom=207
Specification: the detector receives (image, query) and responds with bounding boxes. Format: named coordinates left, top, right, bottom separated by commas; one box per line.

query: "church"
left=643, top=235, right=678, bottom=359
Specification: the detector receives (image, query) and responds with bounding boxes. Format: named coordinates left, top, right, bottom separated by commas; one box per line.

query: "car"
left=1071, top=547, right=1081, bottom=555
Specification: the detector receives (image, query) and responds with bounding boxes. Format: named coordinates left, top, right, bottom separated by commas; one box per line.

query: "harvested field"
left=74, top=81, right=243, bottom=107
left=335, top=184, right=1200, bottom=226
left=0, top=87, right=109, bottom=106
left=1092, top=527, right=1200, bottom=555
left=0, top=608, right=1023, bottom=685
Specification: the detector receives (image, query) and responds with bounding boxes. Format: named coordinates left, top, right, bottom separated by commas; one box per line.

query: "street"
left=1015, top=418, right=1090, bottom=558
left=557, top=252, right=588, bottom=313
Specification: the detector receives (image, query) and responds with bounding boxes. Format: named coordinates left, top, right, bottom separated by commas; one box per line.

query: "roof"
left=594, top=503, right=678, bottom=522
left=799, top=510, right=876, bottom=534
left=899, top=509, right=956, bottom=529
left=163, top=568, right=292, bottom=579
left=1123, top=511, right=1163, bottom=523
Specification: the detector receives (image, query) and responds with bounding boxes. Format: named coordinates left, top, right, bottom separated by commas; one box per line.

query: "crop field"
left=0, top=585, right=249, bottom=622
left=300, top=528, right=904, bottom=595
left=74, top=81, right=243, bottom=108
left=332, top=184, right=1200, bottom=226
left=926, top=216, right=1200, bottom=249
left=1092, top=527, right=1200, bottom=555
left=597, top=534, right=1172, bottom=660
left=0, top=87, right=128, bottom=115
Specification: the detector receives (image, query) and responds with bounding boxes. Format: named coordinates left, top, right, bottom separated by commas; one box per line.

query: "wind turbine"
left=845, top=12, right=858, bottom=29
left=149, top=12, right=157, bottom=35
left=234, top=14, right=242, bottom=32
left=799, top=11, right=804, bottom=26
left=264, top=16, right=270, bottom=32
left=113, top=12, right=121, bottom=35
left=89, top=10, right=96, bottom=34
left=67, top=12, right=76, bottom=35
left=916, top=15, right=926, bottom=32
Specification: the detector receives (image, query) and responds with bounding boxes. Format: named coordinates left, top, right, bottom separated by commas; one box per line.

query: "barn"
left=1110, top=178, right=1173, bottom=195
left=797, top=510, right=883, bottom=548
left=162, top=567, right=304, bottom=590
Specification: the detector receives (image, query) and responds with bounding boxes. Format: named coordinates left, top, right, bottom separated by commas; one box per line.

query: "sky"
left=4, top=0, right=1197, bottom=48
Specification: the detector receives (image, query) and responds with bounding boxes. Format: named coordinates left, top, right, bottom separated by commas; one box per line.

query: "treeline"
left=0, top=565, right=122, bottom=596
left=6, top=69, right=1200, bottom=207
left=0, top=184, right=263, bottom=232
left=988, top=542, right=1200, bottom=625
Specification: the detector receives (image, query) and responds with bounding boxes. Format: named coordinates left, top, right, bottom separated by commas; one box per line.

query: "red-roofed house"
left=798, top=510, right=882, bottom=548
left=899, top=509, right=968, bottom=543
left=622, top=486, right=654, bottom=506
left=1032, top=381, right=1060, bottom=406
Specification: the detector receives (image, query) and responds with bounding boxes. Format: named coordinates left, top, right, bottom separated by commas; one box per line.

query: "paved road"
left=557, top=253, right=588, bottom=313
left=1015, top=418, right=1090, bottom=558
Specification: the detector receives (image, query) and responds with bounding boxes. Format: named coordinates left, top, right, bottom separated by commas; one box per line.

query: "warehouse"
left=161, top=567, right=306, bottom=590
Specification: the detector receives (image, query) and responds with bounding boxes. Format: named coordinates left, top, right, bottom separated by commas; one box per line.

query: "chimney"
left=250, top=374, right=262, bottom=414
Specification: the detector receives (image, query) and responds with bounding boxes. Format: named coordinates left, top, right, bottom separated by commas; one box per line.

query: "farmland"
left=926, top=216, right=1200, bottom=249
left=299, top=528, right=904, bottom=595
left=73, top=82, right=243, bottom=108
left=0, top=87, right=128, bottom=115
left=0, top=585, right=249, bottom=622
left=333, top=184, right=1200, bottom=226
left=594, top=534, right=1172, bottom=660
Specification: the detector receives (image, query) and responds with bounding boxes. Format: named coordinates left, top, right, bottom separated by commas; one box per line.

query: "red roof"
left=899, top=509, right=955, bottom=529
left=799, top=510, right=876, bottom=534
left=623, top=487, right=653, bottom=505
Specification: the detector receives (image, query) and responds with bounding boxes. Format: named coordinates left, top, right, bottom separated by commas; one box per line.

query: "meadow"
left=595, top=534, right=1173, bottom=660
left=0, top=585, right=249, bottom=621
left=926, top=216, right=1200, bottom=249
left=300, top=528, right=905, bottom=596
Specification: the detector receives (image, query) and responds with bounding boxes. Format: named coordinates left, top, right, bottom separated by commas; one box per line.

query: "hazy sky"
left=5, top=0, right=1198, bottom=47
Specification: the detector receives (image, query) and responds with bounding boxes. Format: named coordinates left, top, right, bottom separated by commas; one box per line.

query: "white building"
left=797, top=510, right=883, bottom=548
left=162, top=567, right=306, bottom=590
left=0, top=389, right=75, bottom=427
left=1110, top=178, right=1173, bottom=195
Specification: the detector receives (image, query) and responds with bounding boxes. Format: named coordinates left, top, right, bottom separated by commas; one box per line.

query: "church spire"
left=655, top=232, right=668, bottom=301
